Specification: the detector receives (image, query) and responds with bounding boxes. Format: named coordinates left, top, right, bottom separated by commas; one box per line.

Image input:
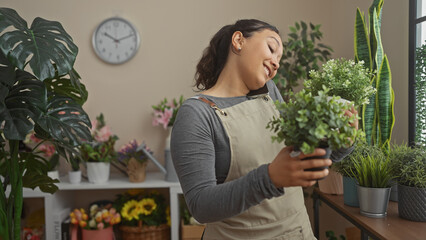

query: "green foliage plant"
left=389, top=144, right=426, bottom=188
left=305, top=58, right=375, bottom=108
left=326, top=230, right=346, bottom=240
left=0, top=8, right=91, bottom=240
left=273, top=21, right=333, bottom=101
left=414, top=42, right=426, bottom=147
left=267, top=89, right=360, bottom=154
left=346, top=144, right=393, bottom=188
left=354, top=0, right=395, bottom=152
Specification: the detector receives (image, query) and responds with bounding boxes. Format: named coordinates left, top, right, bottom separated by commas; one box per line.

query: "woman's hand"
left=345, top=106, right=359, bottom=130
left=268, top=146, right=332, bottom=188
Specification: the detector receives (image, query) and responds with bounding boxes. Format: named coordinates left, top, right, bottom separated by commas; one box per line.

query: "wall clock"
left=92, top=17, right=140, bottom=64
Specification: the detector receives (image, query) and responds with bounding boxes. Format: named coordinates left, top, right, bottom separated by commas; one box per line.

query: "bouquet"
left=114, top=190, right=169, bottom=227
left=152, top=95, right=184, bottom=129
left=116, top=140, right=153, bottom=182
left=80, top=113, right=118, bottom=163
left=70, top=203, right=121, bottom=230
left=24, top=132, right=60, bottom=172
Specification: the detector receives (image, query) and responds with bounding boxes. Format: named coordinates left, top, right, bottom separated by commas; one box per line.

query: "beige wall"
left=2, top=0, right=408, bottom=239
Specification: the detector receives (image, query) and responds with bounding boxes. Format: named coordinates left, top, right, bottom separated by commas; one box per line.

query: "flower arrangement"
left=80, top=113, right=118, bottom=163
left=152, top=95, right=184, bottom=129
left=114, top=190, right=169, bottom=227
left=70, top=203, right=121, bottom=230
left=267, top=89, right=360, bottom=154
left=118, top=140, right=152, bottom=164
left=24, top=132, right=60, bottom=171
left=304, top=58, right=375, bottom=107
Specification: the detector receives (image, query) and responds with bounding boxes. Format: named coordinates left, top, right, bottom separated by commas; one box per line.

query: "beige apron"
left=198, top=94, right=316, bottom=240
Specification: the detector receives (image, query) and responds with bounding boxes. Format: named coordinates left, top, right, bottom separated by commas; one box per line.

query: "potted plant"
left=389, top=144, right=426, bottom=222
left=0, top=8, right=91, bottom=240
left=305, top=58, right=375, bottom=109
left=80, top=113, right=118, bottom=184
left=114, top=190, right=170, bottom=240
left=152, top=95, right=184, bottom=182
left=70, top=203, right=121, bottom=240
left=267, top=89, right=360, bottom=168
left=180, top=195, right=205, bottom=240
left=68, top=154, right=82, bottom=184
left=346, top=146, right=394, bottom=218
left=117, top=140, right=152, bottom=183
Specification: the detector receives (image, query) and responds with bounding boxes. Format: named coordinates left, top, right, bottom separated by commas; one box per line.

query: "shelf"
left=5, top=186, right=50, bottom=198
left=57, top=171, right=180, bottom=190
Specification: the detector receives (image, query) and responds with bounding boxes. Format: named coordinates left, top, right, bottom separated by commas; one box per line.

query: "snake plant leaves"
left=373, top=9, right=384, bottom=73
left=354, top=8, right=372, bottom=70
left=36, top=96, right=91, bottom=147
left=0, top=8, right=78, bottom=81
left=362, top=76, right=377, bottom=145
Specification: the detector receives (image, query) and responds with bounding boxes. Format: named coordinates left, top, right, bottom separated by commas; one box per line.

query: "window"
left=409, top=0, right=426, bottom=146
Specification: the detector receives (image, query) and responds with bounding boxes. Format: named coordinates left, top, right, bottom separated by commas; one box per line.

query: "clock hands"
left=117, top=33, right=134, bottom=42
left=103, top=32, right=119, bottom=43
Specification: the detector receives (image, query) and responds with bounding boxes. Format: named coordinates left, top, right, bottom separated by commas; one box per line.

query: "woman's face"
left=236, top=29, right=283, bottom=90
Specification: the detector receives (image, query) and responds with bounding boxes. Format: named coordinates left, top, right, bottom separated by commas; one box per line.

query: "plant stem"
left=9, top=140, right=22, bottom=240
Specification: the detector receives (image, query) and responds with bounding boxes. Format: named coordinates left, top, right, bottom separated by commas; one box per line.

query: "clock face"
left=92, top=17, right=140, bottom=64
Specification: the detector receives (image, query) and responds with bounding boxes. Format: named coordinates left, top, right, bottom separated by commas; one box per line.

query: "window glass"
left=415, top=22, right=426, bottom=146
left=416, top=0, right=426, bottom=18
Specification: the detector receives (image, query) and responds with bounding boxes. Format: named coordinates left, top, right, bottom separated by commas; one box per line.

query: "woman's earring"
left=238, top=47, right=242, bottom=52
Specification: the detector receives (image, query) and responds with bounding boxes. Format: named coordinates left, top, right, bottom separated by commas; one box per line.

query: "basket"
left=119, top=221, right=170, bottom=240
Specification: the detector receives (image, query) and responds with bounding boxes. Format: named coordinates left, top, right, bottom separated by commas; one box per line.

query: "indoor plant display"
left=346, top=147, right=394, bottom=218
left=389, top=144, right=426, bottom=222
left=80, top=113, right=118, bottom=184
left=114, top=190, right=170, bottom=240
left=68, top=154, right=82, bottom=184
left=70, top=204, right=121, bottom=240
left=304, top=58, right=375, bottom=108
left=117, top=140, right=152, bottom=183
left=0, top=8, right=91, bottom=240
left=267, top=89, right=360, bottom=158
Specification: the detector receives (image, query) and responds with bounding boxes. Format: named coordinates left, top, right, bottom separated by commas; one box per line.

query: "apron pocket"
left=270, top=226, right=304, bottom=240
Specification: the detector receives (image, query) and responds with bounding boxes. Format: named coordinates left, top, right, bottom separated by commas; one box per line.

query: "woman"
left=171, top=19, right=356, bottom=240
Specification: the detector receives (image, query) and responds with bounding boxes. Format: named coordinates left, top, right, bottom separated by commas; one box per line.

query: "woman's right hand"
left=268, top=146, right=332, bottom=188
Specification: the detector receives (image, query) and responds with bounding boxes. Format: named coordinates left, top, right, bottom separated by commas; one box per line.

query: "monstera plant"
left=0, top=8, right=91, bottom=240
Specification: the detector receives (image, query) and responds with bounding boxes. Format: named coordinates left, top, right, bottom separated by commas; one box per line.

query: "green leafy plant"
left=267, top=89, right=360, bottom=154
left=326, top=230, right=346, bottom=240
left=355, top=0, right=395, bottom=152
left=273, top=21, right=333, bottom=101
left=305, top=58, right=375, bottom=108
left=0, top=8, right=91, bottom=240
left=389, top=144, right=426, bottom=188
left=415, top=42, right=426, bottom=147
left=80, top=113, right=118, bottom=163
left=346, top=145, right=393, bottom=188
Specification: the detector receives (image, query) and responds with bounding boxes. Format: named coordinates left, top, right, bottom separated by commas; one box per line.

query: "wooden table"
left=313, top=188, right=426, bottom=240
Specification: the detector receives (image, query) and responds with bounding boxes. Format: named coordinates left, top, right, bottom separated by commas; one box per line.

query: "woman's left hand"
left=345, top=106, right=358, bottom=145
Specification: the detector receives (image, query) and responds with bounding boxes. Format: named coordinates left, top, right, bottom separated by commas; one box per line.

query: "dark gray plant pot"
left=398, top=184, right=426, bottom=222
left=357, top=185, right=391, bottom=218
left=343, top=176, right=359, bottom=207
left=300, top=147, right=331, bottom=181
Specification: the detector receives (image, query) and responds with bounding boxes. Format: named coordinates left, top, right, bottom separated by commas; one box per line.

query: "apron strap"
left=193, top=96, right=228, bottom=116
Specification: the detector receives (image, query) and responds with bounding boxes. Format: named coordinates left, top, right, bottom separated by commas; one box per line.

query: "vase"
left=398, top=184, right=426, bottom=222
left=87, top=162, right=110, bottom=184
left=357, top=185, right=391, bottom=218
left=318, top=169, right=343, bottom=195
left=165, top=127, right=179, bottom=182
left=343, top=176, right=359, bottom=207
left=68, top=170, right=82, bottom=184
left=47, top=170, right=59, bottom=180
left=127, top=158, right=148, bottom=182
left=82, top=227, right=113, bottom=240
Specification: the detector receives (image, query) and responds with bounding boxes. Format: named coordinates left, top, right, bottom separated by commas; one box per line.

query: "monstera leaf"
left=0, top=8, right=78, bottom=81
left=44, top=68, right=88, bottom=106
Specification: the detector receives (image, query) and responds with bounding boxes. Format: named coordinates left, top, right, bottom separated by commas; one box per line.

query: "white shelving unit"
left=22, top=172, right=183, bottom=240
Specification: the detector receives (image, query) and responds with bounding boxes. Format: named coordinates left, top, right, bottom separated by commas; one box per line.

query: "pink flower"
left=97, top=222, right=104, bottom=230
left=30, top=134, right=42, bottom=144
left=90, top=120, right=98, bottom=136
left=95, top=126, right=112, bottom=142
left=39, top=144, right=55, bottom=157
left=159, top=108, right=173, bottom=129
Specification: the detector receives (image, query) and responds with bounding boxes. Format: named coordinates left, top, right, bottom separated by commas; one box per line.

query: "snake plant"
left=0, top=8, right=91, bottom=240
left=354, top=0, right=395, bottom=152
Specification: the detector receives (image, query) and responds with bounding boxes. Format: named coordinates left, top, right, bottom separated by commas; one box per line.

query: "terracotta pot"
left=82, top=227, right=113, bottom=240
left=127, top=158, right=148, bottom=182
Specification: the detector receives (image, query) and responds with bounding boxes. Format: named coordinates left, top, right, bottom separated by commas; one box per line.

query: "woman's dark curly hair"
left=194, top=19, right=279, bottom=91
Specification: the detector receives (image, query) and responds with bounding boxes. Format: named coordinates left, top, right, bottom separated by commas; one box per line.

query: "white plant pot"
left=68, top=170, right=82, bottom=184
left=47, top=170, right=59, bottom=180
left=87, top=162, right=110, bottom=184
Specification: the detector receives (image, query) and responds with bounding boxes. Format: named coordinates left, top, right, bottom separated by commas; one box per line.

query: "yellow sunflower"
left=121, top=200, right=141, bottom=221
left=139, top=198, right=157, bottom=216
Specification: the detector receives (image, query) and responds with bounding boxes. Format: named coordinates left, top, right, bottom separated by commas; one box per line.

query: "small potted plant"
left=68, top=154, right=82, bottom=184
left=346, top=147, right=394, bottom=218
left=117, top=140, right=152, bottom=183
left=267, top=89, right=360, bottom=166
left=389, top=144, right=426, bottom=222
left=114, top=190, right=170, bottom=240
left=80, top=113, right=118, bottom=184
left=70, top=203, right=121, bottom=240
left=305, top=58, right=375, bottom=108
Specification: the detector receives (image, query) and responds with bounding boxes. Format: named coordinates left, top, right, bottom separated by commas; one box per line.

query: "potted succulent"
left=267, top=89, right=360, bottom=170
left=389, top=144, right=426, bottom=222
left=346, top=147, right=394, bottom=218
left=80, top=113, right=118, bottom=184
left=304, top=58, right=375, bottom=109
left=0, top=8, right=91, bottom=240
left=117, top=140, right=152, bottom=183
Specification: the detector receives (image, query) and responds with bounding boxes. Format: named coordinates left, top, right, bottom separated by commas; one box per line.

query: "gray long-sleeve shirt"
left=171, top=80, right=352, bottom=223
